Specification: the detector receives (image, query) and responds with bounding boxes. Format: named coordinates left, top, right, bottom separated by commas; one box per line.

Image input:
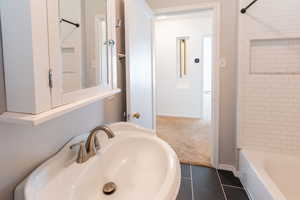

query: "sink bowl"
left=15, top=123, right=181, bottom=200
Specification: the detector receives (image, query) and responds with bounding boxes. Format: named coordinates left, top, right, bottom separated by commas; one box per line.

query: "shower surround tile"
left=238, top=0, right=300, bottom=155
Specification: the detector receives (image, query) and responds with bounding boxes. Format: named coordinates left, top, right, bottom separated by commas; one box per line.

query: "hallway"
left=157, top=116, right=211, bottom=167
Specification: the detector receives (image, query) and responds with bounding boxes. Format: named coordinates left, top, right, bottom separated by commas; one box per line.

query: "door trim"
left=151, top=17, right=157, bottom=130
left=153, top=2, right=221, bottom=168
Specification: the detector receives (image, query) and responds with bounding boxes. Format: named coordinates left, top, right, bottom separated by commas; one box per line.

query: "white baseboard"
left=157, top=113, right=202, bottom=119
left=218, top=164, right=240, bottom=178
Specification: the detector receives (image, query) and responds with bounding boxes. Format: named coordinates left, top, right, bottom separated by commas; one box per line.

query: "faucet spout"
left=90, top=125, right=115, bottom=139
left=86, top=125, right=115, bottom=155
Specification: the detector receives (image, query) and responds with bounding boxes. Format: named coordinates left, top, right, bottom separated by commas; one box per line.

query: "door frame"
left=201, top=34, right=213, bottom=122
left=152, top=2, right=221, bottom=168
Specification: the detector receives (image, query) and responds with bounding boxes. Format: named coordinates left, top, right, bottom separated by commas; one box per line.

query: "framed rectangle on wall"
left=176, top=36, right=189, bottom=78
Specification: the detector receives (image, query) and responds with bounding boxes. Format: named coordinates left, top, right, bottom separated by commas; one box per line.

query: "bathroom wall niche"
left=250, top=38, right=300, bottom=74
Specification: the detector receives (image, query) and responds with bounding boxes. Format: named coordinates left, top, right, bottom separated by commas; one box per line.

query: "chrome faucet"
left=70, top=125, right=115, bottom=164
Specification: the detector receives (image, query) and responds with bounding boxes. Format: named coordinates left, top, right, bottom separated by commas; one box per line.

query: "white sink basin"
left=15, top=123, right=181, bottom=200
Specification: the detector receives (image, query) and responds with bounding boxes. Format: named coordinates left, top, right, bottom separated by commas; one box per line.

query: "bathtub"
left=239, top=149, right=300, bottom=200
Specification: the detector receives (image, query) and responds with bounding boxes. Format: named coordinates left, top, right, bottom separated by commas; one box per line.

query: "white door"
left=202, top=36, right=212, bottom=122
left=125, top=0, right=154, bottom=129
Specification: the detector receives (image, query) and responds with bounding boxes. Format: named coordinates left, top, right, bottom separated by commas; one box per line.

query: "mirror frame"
left=47, top=0, right=118, bottom=107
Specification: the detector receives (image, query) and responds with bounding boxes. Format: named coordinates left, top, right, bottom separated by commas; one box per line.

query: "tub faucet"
left=71, top=125, right=115, bottom=164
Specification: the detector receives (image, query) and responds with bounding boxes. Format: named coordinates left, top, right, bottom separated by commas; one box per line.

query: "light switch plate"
left=220, top=58, right=227, bottom=68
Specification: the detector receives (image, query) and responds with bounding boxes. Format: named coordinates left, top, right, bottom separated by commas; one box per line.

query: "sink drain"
left=103, top=182, right=117, bottom=195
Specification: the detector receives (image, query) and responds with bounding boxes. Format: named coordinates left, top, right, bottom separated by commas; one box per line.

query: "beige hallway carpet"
left=157, top=116, right=212, bottom=167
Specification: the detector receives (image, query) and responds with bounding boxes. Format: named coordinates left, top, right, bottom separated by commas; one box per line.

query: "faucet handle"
left=70, top=140, right=85, bottom=150
left=77, top=141, right=88, bottom=164
left=94, top=136, right=100, bottom=151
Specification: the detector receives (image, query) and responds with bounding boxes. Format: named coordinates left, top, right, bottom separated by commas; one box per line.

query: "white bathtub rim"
left=242, top=185, right=255, bottom=200
left=241, top=149, right=287, bottom=200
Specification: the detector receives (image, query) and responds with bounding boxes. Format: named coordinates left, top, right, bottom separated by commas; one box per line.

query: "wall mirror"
left=47, top=0, right=117, bottom=107
left=59, top=0, right=109, bottom=93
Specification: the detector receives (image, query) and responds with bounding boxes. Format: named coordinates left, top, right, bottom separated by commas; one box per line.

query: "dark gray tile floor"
left=177, top=164, right=250, bottom=200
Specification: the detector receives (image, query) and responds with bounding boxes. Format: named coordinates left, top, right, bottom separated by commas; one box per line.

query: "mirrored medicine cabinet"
left=0, top=0, right=119, bottom=122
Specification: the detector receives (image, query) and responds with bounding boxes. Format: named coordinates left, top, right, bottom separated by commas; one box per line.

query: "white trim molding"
left=0, top=89, right=121, bottom=126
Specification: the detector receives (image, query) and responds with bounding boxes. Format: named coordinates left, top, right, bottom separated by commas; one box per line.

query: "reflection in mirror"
left=59, top=0, right=108, bottom=93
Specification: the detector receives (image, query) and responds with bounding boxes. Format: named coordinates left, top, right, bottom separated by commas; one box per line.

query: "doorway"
left=153, top=4, right=220, bottom=167
left=124, top=1, right=220, bottom=168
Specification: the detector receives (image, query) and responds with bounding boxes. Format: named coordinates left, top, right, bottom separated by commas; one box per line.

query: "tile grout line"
left=216, top=169, right=228, bottom=200
left=189, top=164, right=195, bottom=200
left=222, top=184, right=244, bottom=190
left=182, top=176, right=192, bottom=180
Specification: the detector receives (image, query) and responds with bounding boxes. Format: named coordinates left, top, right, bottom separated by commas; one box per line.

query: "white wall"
left=148, top=0, right=239, bottom=166
left=238, top=0, right=300, bottom=154
left=155, top=12, right=213, bottom=118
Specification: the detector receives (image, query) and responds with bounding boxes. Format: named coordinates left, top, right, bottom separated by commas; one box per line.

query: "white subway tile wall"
left=238, top=0, right=300, bottom=154
left=250, top=38, right=300, bottom=74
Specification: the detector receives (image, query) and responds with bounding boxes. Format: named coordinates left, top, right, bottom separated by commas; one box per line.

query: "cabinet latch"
left=48, top=69, right=53, bottom=89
